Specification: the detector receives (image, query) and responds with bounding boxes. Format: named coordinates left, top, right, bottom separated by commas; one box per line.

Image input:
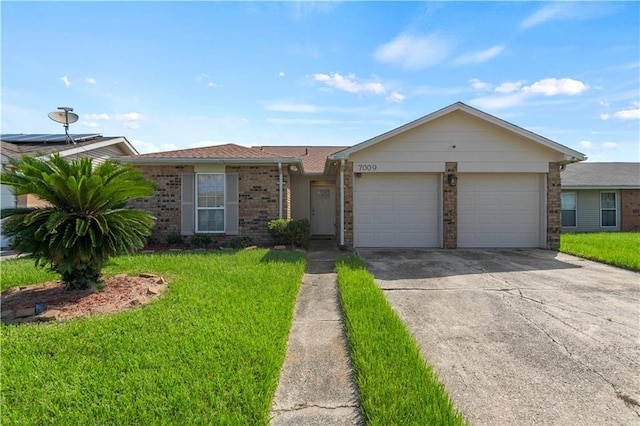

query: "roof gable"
left=329, top=102, right=586, bottom=163
left=0, top=134, right=138, bottom=160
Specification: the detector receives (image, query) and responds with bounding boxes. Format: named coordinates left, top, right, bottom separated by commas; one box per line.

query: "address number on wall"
left=357, top=164, right=378, bottom=172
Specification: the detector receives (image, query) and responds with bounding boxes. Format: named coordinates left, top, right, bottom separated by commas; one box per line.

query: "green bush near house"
left=228, top=235, right=255, bottom=249
left=190, top=234, right=212, bottom=248
left=267, top=218, right=310, bottom=248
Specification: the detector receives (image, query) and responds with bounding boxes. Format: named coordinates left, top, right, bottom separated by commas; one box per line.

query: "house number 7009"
left=358, top=164, right=378, bottom=172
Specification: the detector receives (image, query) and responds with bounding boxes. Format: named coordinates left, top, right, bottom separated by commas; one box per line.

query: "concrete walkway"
left=270, top=240, right=362, bottom=425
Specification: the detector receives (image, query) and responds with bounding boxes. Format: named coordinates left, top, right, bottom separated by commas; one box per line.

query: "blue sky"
left=2, top=1, right=638, bottom=162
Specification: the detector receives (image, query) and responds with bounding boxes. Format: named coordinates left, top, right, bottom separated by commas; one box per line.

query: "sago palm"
left=0, top=154, right=155, bottom=290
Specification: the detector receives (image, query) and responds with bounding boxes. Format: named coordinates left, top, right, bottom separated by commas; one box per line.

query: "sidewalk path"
left=270, top=240, right=362, bottom=425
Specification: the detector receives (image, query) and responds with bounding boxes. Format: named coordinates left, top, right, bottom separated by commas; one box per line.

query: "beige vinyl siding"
left=350, top=110, right=564, bottom=173
left=568, top=190, right=620, bottom=232
left=64, top=145, right=128, bottom=165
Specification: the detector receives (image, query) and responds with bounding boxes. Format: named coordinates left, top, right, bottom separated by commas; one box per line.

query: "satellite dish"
left=48, top=110, right=79, bottom=125
left=47, top=107, right=78, bottom=144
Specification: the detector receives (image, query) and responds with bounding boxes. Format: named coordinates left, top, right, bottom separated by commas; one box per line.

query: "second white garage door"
left=458, top=173, right=542, bottom=248
left=355, top=173, right=439, bottom=247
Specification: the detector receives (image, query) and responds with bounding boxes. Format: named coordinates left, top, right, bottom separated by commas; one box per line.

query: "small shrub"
left=190, top=234, right=211, bottom=248
left=167, top=233, right=184, bottom=246
left=229, top=235, right=255, bottom=249
left=267, top=218, right=310, bottom=248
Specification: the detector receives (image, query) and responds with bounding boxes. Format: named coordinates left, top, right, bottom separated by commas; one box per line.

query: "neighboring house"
left=123, top=102, right=586, bottom=249
left=561, top=162, right=640, bottom=232
left=1, top=133, right=138, bottom=247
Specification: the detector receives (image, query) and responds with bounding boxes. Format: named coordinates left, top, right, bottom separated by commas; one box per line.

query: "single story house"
left=123, top=102, right=587, bottom=249
left=1, top=133, right=138, bottom=247
left=561, top=162, right=640, bottom=232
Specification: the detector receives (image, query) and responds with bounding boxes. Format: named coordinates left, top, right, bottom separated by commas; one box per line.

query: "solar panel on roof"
left=1, top=134, right=102, bottom=143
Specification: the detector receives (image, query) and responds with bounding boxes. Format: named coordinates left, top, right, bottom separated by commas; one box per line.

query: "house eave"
left=120, top=157, right=302, bottom=166
left=562, top=185, right=640, bottom=190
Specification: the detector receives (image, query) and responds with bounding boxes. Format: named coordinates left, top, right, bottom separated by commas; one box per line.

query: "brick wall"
left=130, top=165, right=190, bottom=244
left=621, top=189, right=640, bottom=231
left=337, top=161, right=354, bottom=247
left=443, top=162, right=458, bottom=249
left=131, top=164, right=287, bottom=246
left=547, top=162, right=562, bottom=249
left=228, top=165, right=285, bottom=245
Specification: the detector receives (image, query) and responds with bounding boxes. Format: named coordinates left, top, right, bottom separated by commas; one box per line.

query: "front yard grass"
left=560, top=232, right=640, bottom=271
left=1, top=249, right=305, bottom=425
left=336, top=255, right=467, bottom=425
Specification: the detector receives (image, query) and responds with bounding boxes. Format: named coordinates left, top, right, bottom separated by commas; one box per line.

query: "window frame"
left=599, top=191, right=618, bottom=228
left=561, top=191, right=578, bottom=228
left=195, top=173, right=226, bottom=233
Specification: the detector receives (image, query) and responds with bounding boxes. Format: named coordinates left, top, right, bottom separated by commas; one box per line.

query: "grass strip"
left=560, top=232, right=640, bottom=271
left=1, top=249, right=305, bottom=425
left=335, top=255, right=466, bottom=425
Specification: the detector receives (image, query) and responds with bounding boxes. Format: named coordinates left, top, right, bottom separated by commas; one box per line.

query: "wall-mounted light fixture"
left=355, top=172, right=362, bottom=178
left=447, top=173, right=458, bottom=187
left=289, top=165, right=299, bottom=172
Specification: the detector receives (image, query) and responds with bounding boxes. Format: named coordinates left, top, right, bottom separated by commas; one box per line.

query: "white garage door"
left=355, top=173, right=439, bottom=247
left=458, top=174, right=542, bottom=248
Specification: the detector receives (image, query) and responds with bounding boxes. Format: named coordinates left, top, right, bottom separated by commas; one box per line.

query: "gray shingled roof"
left=1, top=134, right=136, bottom=159
left=562, top=162, right=640, bottom=188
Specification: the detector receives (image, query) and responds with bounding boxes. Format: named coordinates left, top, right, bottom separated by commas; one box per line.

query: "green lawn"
left=336, top=255, right=467, bottom=425
left=1, top=249, right=305, bottom=425
left=560, top=232, right=640, bottom=271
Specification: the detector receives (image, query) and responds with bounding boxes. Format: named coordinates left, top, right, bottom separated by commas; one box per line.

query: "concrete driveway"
left=357, top=249, right=640, bottom=425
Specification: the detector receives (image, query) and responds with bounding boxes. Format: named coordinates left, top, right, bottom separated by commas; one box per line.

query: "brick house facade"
left=122, top=102, right=587, bottom=250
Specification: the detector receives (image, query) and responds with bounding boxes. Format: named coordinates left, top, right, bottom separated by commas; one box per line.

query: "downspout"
left=278, top=162, right=283, bottom=219
left=340, top=159, right=345, bottom=247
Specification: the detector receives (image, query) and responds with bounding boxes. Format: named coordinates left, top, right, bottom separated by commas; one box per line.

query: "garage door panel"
left=355, top=173, right=439, bottom=248
left=458, top=174, right=541, bottom=248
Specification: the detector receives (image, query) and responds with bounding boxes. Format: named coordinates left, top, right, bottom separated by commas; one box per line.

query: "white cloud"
left=522, top=78, right=588, bottom=96
left=60, top=76, right=71, bottom=87
left=117, top=112, right=146, bottom=121
left=85, top=113, right=110, bottom=120
left=455, top=45, right=504, bottom=65
left=386, top=91, right=405, bottom=103
left=314, top=73, right=385, bottom=95
left=495, top=81, right=525, bottom=94
left=81, top=121, right=100, bottom=128
left=187, top=140, right=242, bottom=148
left=600, top=113, right=610, bottom=120
left=520, top=2, right=614, bottom=30
left=579, top=140, right=593, bottom=148
left=373, top=33, right=453, bottom=70
left=599, top=100, right=610, bottom=108
left=86, top=77, right=96, bottom=84
left=603, top=141, right=617, bottom=148
left=279, top=71, right=285, bottom=77
left=207, top=82, right=217, bottom=88
left=469, top=78, right=491, bottom=91
left=614, top=108, right=640, bottom=120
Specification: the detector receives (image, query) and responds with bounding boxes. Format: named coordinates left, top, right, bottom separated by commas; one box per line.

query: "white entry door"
left=311, top=184, right=335, bottom=235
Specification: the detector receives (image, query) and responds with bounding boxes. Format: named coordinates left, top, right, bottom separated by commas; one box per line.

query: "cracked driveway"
left=358, top=249, right=640, bottom=425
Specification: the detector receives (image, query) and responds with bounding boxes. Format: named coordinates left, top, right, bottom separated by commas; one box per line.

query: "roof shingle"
left=562, top=162, right=640, bottom=187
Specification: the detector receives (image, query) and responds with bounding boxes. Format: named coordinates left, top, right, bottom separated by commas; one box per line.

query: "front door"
left=310, top=184, right=335, bottom=235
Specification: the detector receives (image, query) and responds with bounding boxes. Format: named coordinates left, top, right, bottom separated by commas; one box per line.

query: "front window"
left=196, top=174, right=225, bottom=232
left=561, top=192, right=577, bottom=227
left=600, top=192, right=617, bottom=227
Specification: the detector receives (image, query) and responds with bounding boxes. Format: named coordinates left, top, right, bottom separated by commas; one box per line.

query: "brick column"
left=443, top=162, right=458, bottom=249
left=621, top=190, right=640, bottom=231
left=343, top=162, right=354, bottom=247
left=547, top=162, right=562, bottom=250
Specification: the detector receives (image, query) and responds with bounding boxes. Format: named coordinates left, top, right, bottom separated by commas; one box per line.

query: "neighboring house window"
left=196, top=174, right=225, bottom=232
left=600, top=192, right=617, bottom=228
left=561, top=192, right=577, bottom=227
